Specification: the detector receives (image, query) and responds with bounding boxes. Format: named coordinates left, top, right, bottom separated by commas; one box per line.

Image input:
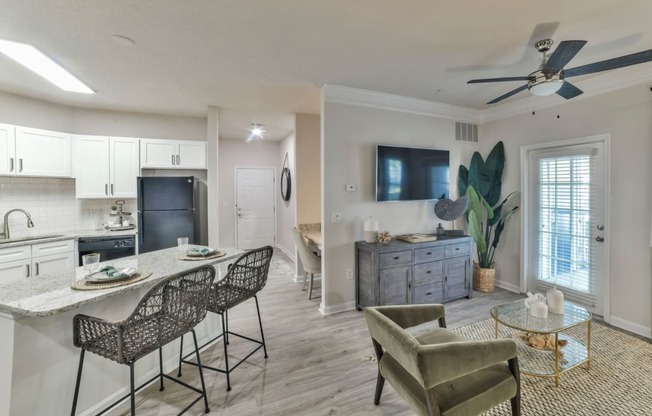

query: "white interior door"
left=236, top=167, right=275, bottom=249
left=525, top=139, right=609, bottom=316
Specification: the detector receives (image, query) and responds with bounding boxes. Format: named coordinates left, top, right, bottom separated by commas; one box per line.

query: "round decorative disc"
left=434, top=196, right=469, bottom=221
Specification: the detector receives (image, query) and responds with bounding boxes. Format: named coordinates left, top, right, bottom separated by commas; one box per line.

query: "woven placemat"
left=177, top=250, right=226, bottom=261
left=71, top=270, right=153, bottom=291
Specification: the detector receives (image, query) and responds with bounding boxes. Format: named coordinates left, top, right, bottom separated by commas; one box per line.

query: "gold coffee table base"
left=492, top=300, right=592, bottom=387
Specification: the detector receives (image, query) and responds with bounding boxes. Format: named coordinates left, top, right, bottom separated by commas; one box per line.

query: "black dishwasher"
left=77, top=235, right=136, bottom=266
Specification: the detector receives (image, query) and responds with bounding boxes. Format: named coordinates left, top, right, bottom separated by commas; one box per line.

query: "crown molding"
left=322, top=84, right=482, bottom=123
left=324, top=65, right=652, bottom=125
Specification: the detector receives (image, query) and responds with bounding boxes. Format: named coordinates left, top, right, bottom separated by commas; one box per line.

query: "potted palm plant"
left=458, top=141, right=519, bottom=292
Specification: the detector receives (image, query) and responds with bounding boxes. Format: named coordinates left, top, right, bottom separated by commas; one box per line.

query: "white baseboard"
left=319, top=301, right=356, bottom=316
left=292, top=273, right=321, bottom=284
left=495, top=280, right=520, bottom=293
left=276, top=244, right=295, bottom=262
left=609, top=316, right=652, bottom=339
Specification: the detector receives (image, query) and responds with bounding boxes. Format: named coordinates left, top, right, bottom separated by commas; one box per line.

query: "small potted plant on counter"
left=110, top=204, right=118, bottom=215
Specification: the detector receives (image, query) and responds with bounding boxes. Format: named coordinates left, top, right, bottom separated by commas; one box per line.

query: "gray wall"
left=277, top=131, right=297, bottom=255
left=296, top=113, right=321, bottom=224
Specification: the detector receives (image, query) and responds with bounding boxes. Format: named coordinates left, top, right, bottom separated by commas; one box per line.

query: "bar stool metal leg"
left=221, top=312, right=231, bottom=391
left=159, top=347, right=165, bottom=391
left=191, top=329, right=211, bottom=413
left=129, top=362, right=136, bottom=416
left=177, top=334, right=184, bottom=377
left=254, top=296, right=268, bottom=358
left=70, top=349, right=85, bottom=416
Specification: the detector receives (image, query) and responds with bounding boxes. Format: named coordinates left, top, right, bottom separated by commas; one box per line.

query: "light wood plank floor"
left=107, top=252, right=523, bottom=416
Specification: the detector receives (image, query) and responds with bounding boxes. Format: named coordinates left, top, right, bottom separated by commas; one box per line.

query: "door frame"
left=520, top=134, right=611, bottom=321
left=234, top=166, right=277, bottom=249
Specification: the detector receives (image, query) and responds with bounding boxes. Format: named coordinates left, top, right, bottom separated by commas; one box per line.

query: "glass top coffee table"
left=491, top=299, right=592, bottom=386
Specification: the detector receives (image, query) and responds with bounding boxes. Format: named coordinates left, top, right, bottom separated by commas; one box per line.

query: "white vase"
left=547, top=285, right=564, bottom=314
left=529, top=300, right=549, bottom=318
left=363, top=216, right=379, bottom=243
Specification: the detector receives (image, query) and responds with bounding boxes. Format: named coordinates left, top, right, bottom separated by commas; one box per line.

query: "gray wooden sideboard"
left=355, top=236, right=473, bottom=310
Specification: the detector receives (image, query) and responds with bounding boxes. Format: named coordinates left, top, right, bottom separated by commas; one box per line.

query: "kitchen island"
left=0, top=246, right=242, bottom=416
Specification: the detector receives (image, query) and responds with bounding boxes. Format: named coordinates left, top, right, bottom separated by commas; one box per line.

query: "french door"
left=524, top=138, right=609, bottom=316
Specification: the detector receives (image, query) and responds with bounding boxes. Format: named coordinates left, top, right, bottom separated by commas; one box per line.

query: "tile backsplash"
left=0, top=177, right=137, bottom=238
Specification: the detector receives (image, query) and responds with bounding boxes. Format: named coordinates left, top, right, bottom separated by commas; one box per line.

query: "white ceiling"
left=1, top=1, right=651, bottom=139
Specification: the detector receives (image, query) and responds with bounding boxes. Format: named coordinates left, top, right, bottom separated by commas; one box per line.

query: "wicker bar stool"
left=70, top=265, right=216, bottom=416
left=178, top=246, right=273, bottom=391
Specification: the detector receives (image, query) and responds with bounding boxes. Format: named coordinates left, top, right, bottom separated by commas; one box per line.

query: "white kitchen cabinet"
left=0, top=239, right=75, bottom=282
left=0, top=123, right=16, bottom=175
left=15, top=126, right=71, bottom=177
left=74, top=135, right=140, bottom=198
left=140, top=139, right=206, bottom=169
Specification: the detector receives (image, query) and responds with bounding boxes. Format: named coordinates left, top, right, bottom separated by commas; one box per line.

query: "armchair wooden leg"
left=373, top=371, right=385, bottom=405
left=308, top=273, right=314, bottom=300
left=302, top=272, right=307, bottom=291
left=509, top=356, right=521, bottom=416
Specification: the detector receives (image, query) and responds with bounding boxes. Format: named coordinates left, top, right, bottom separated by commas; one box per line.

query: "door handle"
left=176, top=155, right=180, bottom=165
left=26, top=264, right=30, bottom=277
left=596, top=236, right=604, bottom=243
left=105, top=184, right=109, bottom=196
left=19, top=158, right=23, bottom=172
left=111, top=184, right=114, bottom=195
left=171, top=155, right=175, bottom=165
left=35, top=262, right=39, bottom=276
left=9, top=157, right=14, bottom=172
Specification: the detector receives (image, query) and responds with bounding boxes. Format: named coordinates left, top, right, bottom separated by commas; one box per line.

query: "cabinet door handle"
left=35, top=262, right=39, bottom=276
left=455, top=247, right=460, bottom=251
left=26, top=264, right=30, bottom=277
left=426, top=252, right=431, bottom=255
left=19, top=158, right=23, bottom=172
left=110, top=184, right=114, bottom=195
left=426, top=270, right=431, bottom=274
left=426, top=291, right=432, bottom=296
left=176, top=154, right=180, bottom=165
left=9, top=157, right=14, bottom=172
left=171, top=155, right=176, bottom=165
left=105, top=184, right=109, bottom=195
left=393, top=256, right=399, bottom=260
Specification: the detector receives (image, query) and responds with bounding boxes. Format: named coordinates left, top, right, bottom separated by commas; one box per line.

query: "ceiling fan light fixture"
left=527, top=71, right=564, bottom=96
left=245, top=123, right=266, bottom=143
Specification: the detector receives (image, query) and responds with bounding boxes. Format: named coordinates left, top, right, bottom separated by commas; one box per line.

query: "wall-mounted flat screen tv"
left=376, top=145, right=450, bottom=201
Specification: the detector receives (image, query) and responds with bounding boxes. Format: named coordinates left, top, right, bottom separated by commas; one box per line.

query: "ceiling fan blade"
left=487, top=84, right=528, bottom=104
left=542, top=40, right=587, bottom=73
left=565, top=49, right=652, bottom=77
left=556, top=82, right=583, bottom=99
left=468, top=76, right=530, bottom=84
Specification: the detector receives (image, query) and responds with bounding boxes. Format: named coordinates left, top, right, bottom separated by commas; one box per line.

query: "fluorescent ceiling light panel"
left=0, top=39, right=94, bottom=94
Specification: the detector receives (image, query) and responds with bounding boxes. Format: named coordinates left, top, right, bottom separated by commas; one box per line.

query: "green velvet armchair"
left=364, top=304, right=520, bottom=416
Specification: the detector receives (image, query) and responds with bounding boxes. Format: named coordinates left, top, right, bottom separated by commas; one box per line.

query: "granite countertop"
left=0, top=228, right=138, bottom=248
left=0, top=245, right=242, bottom=318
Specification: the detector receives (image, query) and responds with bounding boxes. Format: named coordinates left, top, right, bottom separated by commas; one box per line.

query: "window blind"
left=535, top=151, right=597, bottom=307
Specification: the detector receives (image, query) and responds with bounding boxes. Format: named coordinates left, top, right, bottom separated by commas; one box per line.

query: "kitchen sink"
left=0, top=234, right=66, bottom=244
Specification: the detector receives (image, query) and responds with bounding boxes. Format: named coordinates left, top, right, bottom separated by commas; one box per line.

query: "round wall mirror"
left=281, top=167, right=291, bottom=201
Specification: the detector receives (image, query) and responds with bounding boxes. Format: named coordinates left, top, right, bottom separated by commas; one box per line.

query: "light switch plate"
left=345, top=184, right=357, bottom=192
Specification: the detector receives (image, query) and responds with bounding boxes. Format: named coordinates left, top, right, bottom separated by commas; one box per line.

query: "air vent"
left=455, top=122, right=478, bottom=143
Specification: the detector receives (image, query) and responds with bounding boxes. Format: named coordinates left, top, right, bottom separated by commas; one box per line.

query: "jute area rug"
left=452, top=319, right=652, bottom=415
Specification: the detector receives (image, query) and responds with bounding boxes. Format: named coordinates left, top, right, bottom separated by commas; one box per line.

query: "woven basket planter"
left=473, top=263, right=496, bottom=292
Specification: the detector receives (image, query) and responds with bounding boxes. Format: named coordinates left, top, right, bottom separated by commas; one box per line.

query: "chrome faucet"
left=2, top=209, right=35, bottom=240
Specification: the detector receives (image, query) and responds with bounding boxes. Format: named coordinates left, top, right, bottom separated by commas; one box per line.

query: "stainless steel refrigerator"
left=137, top=176, right=199, bottom=253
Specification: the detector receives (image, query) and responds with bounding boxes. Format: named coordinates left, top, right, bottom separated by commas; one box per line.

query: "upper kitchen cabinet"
left=0, top=126, right=72, bottom=177
left=0, top=124, right=16, bottom=175
left=140, top=139, right=206, bottom=169
left=73, top=135, right=140, bottom=198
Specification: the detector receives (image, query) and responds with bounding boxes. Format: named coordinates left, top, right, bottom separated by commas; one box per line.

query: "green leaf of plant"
left=481, top=194, right=494, bottom=220
left=492, top=206, right=519, bottom=248
left=468, top=152, right=491, bottom=199
left=468, top=209, right=487, bottom=254
left=484, top=141, right=505, bottom=206
left=458, top=165, right=469, bottom=198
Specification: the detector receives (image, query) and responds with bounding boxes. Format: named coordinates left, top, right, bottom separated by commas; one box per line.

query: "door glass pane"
left=537, top=155, right=593, bottom=295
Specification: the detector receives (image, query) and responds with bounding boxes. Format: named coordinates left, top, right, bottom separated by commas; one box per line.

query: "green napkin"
left=188, top=247, right=212, bottom=256
left=99, top=266, right=135, bottom=279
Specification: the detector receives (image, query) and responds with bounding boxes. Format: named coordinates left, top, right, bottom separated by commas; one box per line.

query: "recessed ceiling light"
left=111, top=35, right=136, bottom=46
left=246, top=123, right=266, bottom=143
left=0, top=39, right=94, bottom=94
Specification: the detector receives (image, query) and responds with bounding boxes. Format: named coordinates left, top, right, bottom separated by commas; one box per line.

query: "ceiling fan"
left=468, top=39, right=652, bottom=104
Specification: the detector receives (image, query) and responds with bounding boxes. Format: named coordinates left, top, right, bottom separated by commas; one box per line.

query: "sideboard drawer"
left=445, top=243, right=470, bottom=258
left=414, top=246, right=444, bottom=263
left=413, top=261, right=443, bottom=286
left=413, top=282, right=443, bottom=304
left=379, top=250, right=412, bottom=268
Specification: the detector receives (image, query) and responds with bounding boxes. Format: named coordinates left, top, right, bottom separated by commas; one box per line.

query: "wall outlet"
left=346, top=269, right=354, bottom=280
left=331, top=212, right=342, bottom=223
left=345, top=184, right=357, bottom=192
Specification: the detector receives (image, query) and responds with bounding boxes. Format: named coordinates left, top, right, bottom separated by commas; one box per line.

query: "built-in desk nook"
left=355, top=236, right=473, bottom=310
